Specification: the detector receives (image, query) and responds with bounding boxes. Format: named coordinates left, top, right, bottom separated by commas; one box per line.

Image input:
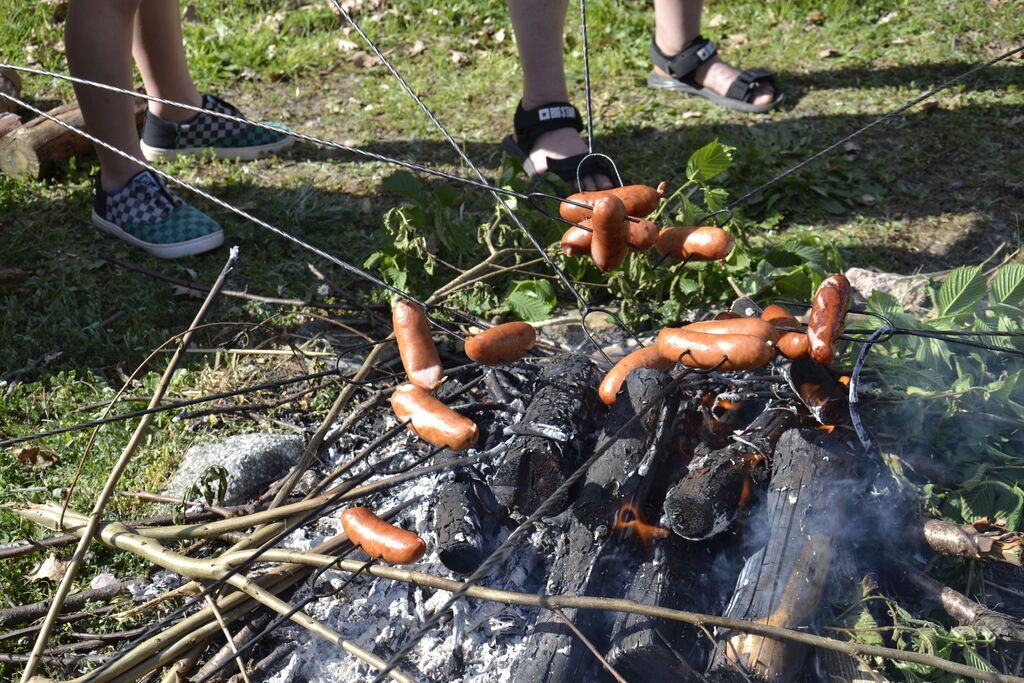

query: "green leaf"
left=991, top=263, right=1024, bottom=305
left=959, top=481, right=1024, bottom=529
left=867, top=290, right=903, bottom=317
left=781, top=239, right=828, bottom=271
left=936, top=265, right=986, bottom=317
left=381, top=171, right=425, bottom=202
left=506, top=279, right=556, bottom=322
left=686, top=140, right=734, bottom=182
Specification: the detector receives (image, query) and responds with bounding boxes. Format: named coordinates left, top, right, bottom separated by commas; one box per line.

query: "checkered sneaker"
left=93, top=171, right=223, bottom=258
left=141, top=94, right=293, bottom=161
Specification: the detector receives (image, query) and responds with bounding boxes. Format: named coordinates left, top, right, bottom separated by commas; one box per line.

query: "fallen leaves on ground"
left=15, top=446, right=60, bottom=468
left=28, top=555, right=69, bottom=582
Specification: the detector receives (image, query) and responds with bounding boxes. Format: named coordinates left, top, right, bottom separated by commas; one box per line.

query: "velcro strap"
left=725, top=67, right=776, bottom=102
left=513, top=101, right=583, bottom=153
left=650, top=35, right=718, bottom=79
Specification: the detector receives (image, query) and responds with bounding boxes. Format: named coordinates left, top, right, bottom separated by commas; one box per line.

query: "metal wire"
left=579, top=0, right=594, bottom=153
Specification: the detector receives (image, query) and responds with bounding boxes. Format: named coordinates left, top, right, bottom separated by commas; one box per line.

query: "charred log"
left=663, top=405, right=797, bottom=541
left=490, top=354, right=599, bottom=515
left=782, top=358, right=848, bottom=426
left=512, top=369, right=677, bottom=683
left=433, top=478, right=490, bottom=575
left=707, top=428, right=857, bottom=682
left=916, top=518, right=1023, bottom=568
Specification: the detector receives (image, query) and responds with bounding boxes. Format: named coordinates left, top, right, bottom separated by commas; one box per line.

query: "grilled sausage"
left=589, top=195, right=628, bottom=272
left=559, top=184, right=664, bottom=223
left=390, top=384, right=479, bottom=451
left=655, top=226, right=735, bottom=261
left=340, top=507, right=426, bottom=564
left=656, top=328, right=775, bottom=371
left=464, top=322, right=537, bottom=365
left=761, top=304, right=810, bottom=360
left=683, top=317, right=779, bottom=343
left=807, top=274, right=852, bottom=365
left=560, top=216, right=658, bottom=256
left=598, top=346, right=676, bottom=406
left=392, top=299, right=443, bottom=390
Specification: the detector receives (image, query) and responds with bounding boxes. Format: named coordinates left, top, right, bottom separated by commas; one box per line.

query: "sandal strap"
left=724, top=67, right=776, bottom=103
left=545, top=154, right=613, bottom=185
left=512, top=100, right=584, bottom=155
left=649, top=35, right=718, bottom=79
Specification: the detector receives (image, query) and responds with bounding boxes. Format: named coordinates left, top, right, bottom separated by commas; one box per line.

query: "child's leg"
left=131, top=0, right=201, bottom=121
left=65, top=0, right=144, bottom=191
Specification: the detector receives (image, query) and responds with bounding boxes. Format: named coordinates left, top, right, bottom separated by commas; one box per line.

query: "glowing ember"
left=614, top=502, right=669, bottom=552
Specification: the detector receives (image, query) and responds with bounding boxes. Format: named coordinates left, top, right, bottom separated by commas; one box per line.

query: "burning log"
left=432, top=475, right=499, bottom=575
left=490, top=354, right=599, bottom=515
left=895, top=561, right=1024, bottom=642
left=512, top=369, right=678, bottom=683
left=707, top=428, right=857, bottom=682
left=916, top=517, right=1023, bottom=567
left=662, top=406, right=797, bottom=541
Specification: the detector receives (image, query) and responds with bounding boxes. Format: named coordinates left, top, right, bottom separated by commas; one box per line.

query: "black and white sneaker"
left=92, top=170, right=224, bottom=259
left=140, top=94, right=294, bottom=161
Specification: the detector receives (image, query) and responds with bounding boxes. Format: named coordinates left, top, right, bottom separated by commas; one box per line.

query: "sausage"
left=589, top=195, right=628, bottom=272
left=340, top=507, right=426, bottom=564
left=560, top=216, right=658, bottom=256
left=559, top=184, right=664, bottom=223
left=655, top=226, right=735, bottom=261
left=656, top=328, right=775, bottom=371
left=390, top=383, right=479, bottom=451
left=761, top=304, right=810, bottom=360
left=807, top=274, right=852, bottom=365
left=682, top=317, right=779, bottom=343
left=392, top=299, right=443, bottom=390
left=598, top=346, right=676, bottom=406
left=464, top=322, right=537, bottom=365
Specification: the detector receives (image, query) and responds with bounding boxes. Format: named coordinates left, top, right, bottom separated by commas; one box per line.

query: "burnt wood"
left=663, top=405, right=796, bottom=541
left=707, top=428, right=857, bottom=683
left=432, top=479, right=487, bottom=575
left=490, top=354, right=598, bottom=516
left=512, top=369, right=677, bottom=683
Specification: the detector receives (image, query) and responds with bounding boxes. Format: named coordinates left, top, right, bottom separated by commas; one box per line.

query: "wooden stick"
left=19, top=248, right=239, bottom=683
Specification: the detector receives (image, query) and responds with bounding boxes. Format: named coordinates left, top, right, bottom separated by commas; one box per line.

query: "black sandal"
left=501, top=100, right=614, bottom=188
left=647, top=35, right=783, bottom=113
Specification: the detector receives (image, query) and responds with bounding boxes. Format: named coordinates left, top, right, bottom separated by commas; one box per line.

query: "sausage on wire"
left=340, top=507, right=426, bottom=564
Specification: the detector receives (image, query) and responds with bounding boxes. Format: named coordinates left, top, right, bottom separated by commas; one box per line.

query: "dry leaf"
left=337, top=38, right=359, bottom=51
left=818, top=48, right=840, bottom=59
left=806, top=9, right=825, bottom=25
left=170, top=285, right=204, bottom=299
left=407, top=39, right=426, bottom=56
left=493, top=27, right=506, bottom=43
left=16, top=446, right=59, bottom=468
left=90, top=573, right=120, bottom=591
left=28, top=555, right=69, bottom=582
left=350, top=51, right=379, bottom=68
left=727, top=33, right=749, bottom=47
left=920, top=101, right=940, bottom=114
left=681, top=111, right=703, bottom=119
left=708, top=13, right=727, bottom=28
left=877, top=10, right=898, bottom=25
left=0, top=267, right=27, bottom=283
left=450, top=50, right=469, bottom=65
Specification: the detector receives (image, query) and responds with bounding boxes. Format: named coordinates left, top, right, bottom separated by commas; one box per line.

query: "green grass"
left=0, top=0, right=1022, bottom=677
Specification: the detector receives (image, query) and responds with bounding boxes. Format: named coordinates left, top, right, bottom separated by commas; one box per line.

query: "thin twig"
left=204, top=594, right=252, bottom=683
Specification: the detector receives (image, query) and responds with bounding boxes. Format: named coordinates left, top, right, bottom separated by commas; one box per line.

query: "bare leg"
left=508, top=0, right=611, bottom=190
left=653, top=0, right=774, bottom=106
left=132, top=0, right=202, bottom=121
left=65, top=0, right=145, bottom=191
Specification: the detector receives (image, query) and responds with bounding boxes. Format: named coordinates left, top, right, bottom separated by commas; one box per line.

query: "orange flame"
left=738, top=453, right=765, bottom=509
left=614, top=502, right=669, bottom=553
left=817, top=424, right=837, bottom=434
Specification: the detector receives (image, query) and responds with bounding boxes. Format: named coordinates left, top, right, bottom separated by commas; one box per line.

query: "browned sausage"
left=561, top=217, right=658, bottom=256
left=589, top=195, right=628, bottom=272
left=761, top=304, right=810, bottom=360
left=340, top=507, right=426, bottom=564
left=464, top=322, right=537, bottom=365
left=390, top=383, right=479, bottom=451
left=656, top=328, right=776, bottom=371
left=655, top=226, right=735, bottom=261
left=392, top=299, right=443, bottom=390
left=807, top=274, right=852, bottom=365
left=598, top=346, right=676, bottom=406
left=683, top=317, right=779, bottom=343
left=559, top=184, right=664, bottom=223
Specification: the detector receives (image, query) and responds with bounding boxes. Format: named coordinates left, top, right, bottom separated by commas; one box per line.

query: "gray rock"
left=165, top=433, right=305, bottom=505
left=845, top=267, right=929, bottom=310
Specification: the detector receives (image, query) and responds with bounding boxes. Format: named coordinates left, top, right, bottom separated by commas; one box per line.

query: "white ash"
left=127, top=570, right=185, bottom=601
left=263, top=404, right=552, bottom=681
